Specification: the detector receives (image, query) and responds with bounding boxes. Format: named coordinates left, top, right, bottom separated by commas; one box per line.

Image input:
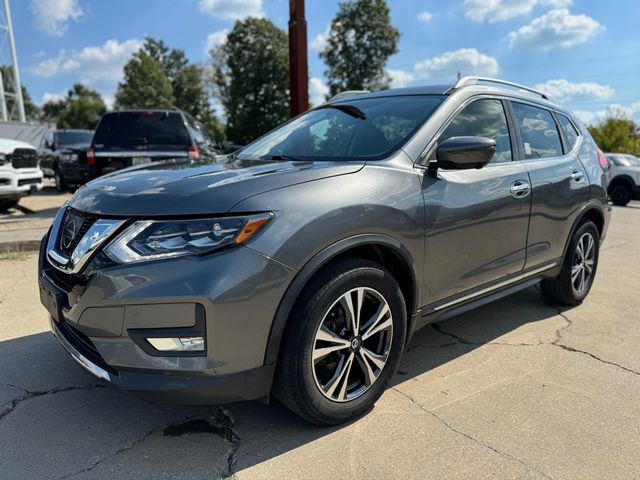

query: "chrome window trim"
left=416, top=93, right=583, bottom=166
left=47, top=207, right=125, bottom=274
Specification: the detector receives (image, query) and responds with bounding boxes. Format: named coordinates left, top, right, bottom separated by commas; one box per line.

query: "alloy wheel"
left=572, top=232, right=595, bottom=294
left=311, top=287, right=393, bottom=402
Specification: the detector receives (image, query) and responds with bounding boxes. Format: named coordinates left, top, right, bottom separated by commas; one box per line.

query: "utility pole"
left=288, top=0, right=309, bottom=117
left=1, top=0, right=25, bottom=122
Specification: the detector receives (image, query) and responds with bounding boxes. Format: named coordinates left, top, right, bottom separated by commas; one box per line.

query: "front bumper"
left=39, top=232, right=295, bottom=403
left=59, top=163, right=91, bottom=184
left=0, top=168, right=43, bottom=198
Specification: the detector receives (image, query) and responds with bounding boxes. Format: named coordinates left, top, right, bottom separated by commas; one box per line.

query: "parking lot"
left=0, top=202, right=639, bottom=480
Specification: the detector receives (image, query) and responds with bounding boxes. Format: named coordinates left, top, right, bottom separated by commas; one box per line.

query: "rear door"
left=421, top=97, right=532, bottom=304
left=508, top=101, right=589, bottom=269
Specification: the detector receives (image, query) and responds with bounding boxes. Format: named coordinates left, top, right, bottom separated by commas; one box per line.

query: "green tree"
left=211, top=18, right=290, bottom=144
left=115, top=50, right=174, bottom=109
left=51, top=84, right=107, bottom=129
left=321, top=0, right=400, bottom=97
left=143, top=37, right=223, bottom=138
left=588, top=111, right=640, bottom=155
left=0, top=65, right=40, bottom=121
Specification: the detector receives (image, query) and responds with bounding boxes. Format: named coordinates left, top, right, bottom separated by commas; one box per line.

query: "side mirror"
left=435, top=136, right=496, bottom=170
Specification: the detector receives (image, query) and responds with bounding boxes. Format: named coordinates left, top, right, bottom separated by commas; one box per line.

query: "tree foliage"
left=115, top=50, right=174, bottom=109
left=211, top=18, right=290, bottom=144
left=588, top=111, right=640, bottom=156
left=42, top=83, right=106, bottom=129
left=321, top=0, right=400, bottom=97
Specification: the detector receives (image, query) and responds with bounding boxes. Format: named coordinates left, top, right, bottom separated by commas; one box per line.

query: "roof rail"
left=328, top=90, right=370, bottom=103
left=451, top=77, right=552, bottom=101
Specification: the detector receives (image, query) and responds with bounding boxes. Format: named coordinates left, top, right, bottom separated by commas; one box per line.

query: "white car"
left=0, top=138, right=43, bottom=212
left=605, top=153, right=640, bottom=206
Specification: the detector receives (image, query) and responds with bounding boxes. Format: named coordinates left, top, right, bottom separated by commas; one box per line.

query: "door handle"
left=510, top=180, right=531, bottom=198
left=571, top=170, right=584, bottom=182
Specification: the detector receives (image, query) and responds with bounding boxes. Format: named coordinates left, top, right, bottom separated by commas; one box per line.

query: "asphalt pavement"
left=1, top=204, right=639, bottom=480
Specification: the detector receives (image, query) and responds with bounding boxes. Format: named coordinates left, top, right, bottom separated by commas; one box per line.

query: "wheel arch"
left=607, top=174, right=635, bottom=193
left=263, top=234, right=419, bottom=366
left=561, top=203, right=605, bottom=262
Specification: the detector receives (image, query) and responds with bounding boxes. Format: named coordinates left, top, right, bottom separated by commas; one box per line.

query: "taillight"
left=87, top=147, right=95, bottom=166
left=597, top=149, right=608, bottom=171
left=188, top=146, right=201, bottom=160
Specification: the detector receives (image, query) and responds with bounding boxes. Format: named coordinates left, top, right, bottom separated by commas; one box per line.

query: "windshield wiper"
left=260, top=154, right=305, bottom=162
left=315, top=104, right=366, bottom=120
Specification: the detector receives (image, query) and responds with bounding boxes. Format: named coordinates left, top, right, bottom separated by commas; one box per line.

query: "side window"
left=557, top=113, right=580, bottom=152
left=512, top=102, right=563, bottom=159
left=438, top=99, right=512, bottom=164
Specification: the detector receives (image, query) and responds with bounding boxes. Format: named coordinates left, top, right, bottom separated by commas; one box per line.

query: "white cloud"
left=414, top=48, right=499, bottom=80
left=574, top=103, right=640, bottom=126
left=197, top=0, right=263, bottom=21
left=417, top=11, right=433, bottom=22
left=463, top=0, right=572, bottom=23
left=311, top=25, right=330, bottom=52
left=309, top=77, right=329, bottom=106
left=41, top=91, right=66, bottom=104
left=533, top=79, right=614, bottom=102
left=31, top=38, right=143, bottom=91
left=205, top=30, right=229, bottom=56
left=508, top=9, right=601, bottom=50
left=387, top=69, right=415, bottom=88
left=30, top=0, right=83, bottom=36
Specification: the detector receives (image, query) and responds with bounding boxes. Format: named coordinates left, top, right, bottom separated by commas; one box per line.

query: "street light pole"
left=288, top=0, right=309, bottom=117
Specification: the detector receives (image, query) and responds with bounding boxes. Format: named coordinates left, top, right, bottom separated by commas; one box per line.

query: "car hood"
left=0, top=138, right=35, bottom=153
left=68, top=157, right=364, bottom=216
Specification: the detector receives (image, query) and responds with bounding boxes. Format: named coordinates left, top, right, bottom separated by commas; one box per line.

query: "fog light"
left=147, top=337, right=205, bottom=352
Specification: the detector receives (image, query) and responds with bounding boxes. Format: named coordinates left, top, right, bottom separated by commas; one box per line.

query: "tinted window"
left=237, top=95, right=445, bottom=161
left=93, top=112, right=191, bottom=148
left=557, top=114, right=580, bottom=151
left=512, top=103, right=563, bottom=159
left=438, top=99, right=512, bottom=164
left=55, top=131, right=93, bottom=146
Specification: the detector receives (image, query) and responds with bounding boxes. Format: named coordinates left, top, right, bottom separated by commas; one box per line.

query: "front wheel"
left=0, top=199, right=19, bottom=212
left=274, top=258, right=407, bottom=425
left=541, top=220, right=599, bottom=306
left=54, top=168, right=66, bottom=193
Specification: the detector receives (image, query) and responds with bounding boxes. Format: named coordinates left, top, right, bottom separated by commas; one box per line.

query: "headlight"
left=60, top=153, right=78, bottom=162
left=104, top=213, right=273, bottom=264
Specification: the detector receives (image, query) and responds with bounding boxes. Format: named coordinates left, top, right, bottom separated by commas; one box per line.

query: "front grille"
left=11, top=148, right=38, bottom=169
left=58, top=208, right=97, bottom=257
left=56, top=319, right=113, bottom=373
left=18, top=178, right=40, bottom=187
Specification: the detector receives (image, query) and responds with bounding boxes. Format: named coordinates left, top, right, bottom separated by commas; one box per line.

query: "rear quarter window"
left=556, top=113, right=580, bottom=151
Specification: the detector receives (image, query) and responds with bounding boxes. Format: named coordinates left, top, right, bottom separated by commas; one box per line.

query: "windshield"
left=237, top=95, right=445, bottom=161
left=607, top=154, right=640, bottom=167
left=56, top=131, right=93, bottom=146
left=93, top=111, right=191, bottom=148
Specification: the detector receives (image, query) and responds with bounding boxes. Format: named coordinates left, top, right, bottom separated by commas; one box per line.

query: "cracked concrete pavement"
left=1, top=204, right=639, bottom=479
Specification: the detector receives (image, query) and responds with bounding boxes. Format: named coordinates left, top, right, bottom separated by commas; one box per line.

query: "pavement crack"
left=0, top=384, right=107, bottom=422
left=430, top=323, right=541, bottom=347
left=551, top=343, right=640, bottom=376
left=391, top=387, right=554, bottom=480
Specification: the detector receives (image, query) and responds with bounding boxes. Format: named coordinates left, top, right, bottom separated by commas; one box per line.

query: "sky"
left=6, top=0, right=640, bottom=125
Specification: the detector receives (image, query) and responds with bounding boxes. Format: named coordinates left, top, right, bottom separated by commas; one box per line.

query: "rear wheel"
left=609, top=184, right=631, bottom=206
left=274, top=258, right=407, bottom=425
left=541, top=220, right=599, bottom=306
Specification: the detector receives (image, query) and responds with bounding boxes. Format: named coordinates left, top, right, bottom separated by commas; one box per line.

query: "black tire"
left=54, top=167, right=66, bottom=193
left=541, top=220, right=599, bottom=306
left=273, top=258, right=407, bottom=425
left=0, top=199, right=19, bottom=212
left=609, top=184, right=631, bottom=206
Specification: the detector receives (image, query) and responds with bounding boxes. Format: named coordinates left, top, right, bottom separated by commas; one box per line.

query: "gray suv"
left=38, top=77, right=610, bottom=425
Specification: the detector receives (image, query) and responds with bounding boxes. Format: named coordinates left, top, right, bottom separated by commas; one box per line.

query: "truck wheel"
left=274, top=258, right=407, bottom=425
left=54, top=168, right=66, bottom=193
left=0, top=199, right=19, bottom=212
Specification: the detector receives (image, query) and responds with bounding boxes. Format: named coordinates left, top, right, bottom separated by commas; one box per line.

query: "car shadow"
left=0, top=285, right=567, bottom=478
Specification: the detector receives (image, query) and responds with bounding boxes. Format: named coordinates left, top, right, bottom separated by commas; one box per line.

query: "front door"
left=420, top=98, right=532, bottom=305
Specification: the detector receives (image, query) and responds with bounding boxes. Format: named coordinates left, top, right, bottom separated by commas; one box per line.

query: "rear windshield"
left=237, top=95, right=445, bottom=161
left=93, top=112, right=191, bottom=148
left=56, top=131, right=93, bottom=146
